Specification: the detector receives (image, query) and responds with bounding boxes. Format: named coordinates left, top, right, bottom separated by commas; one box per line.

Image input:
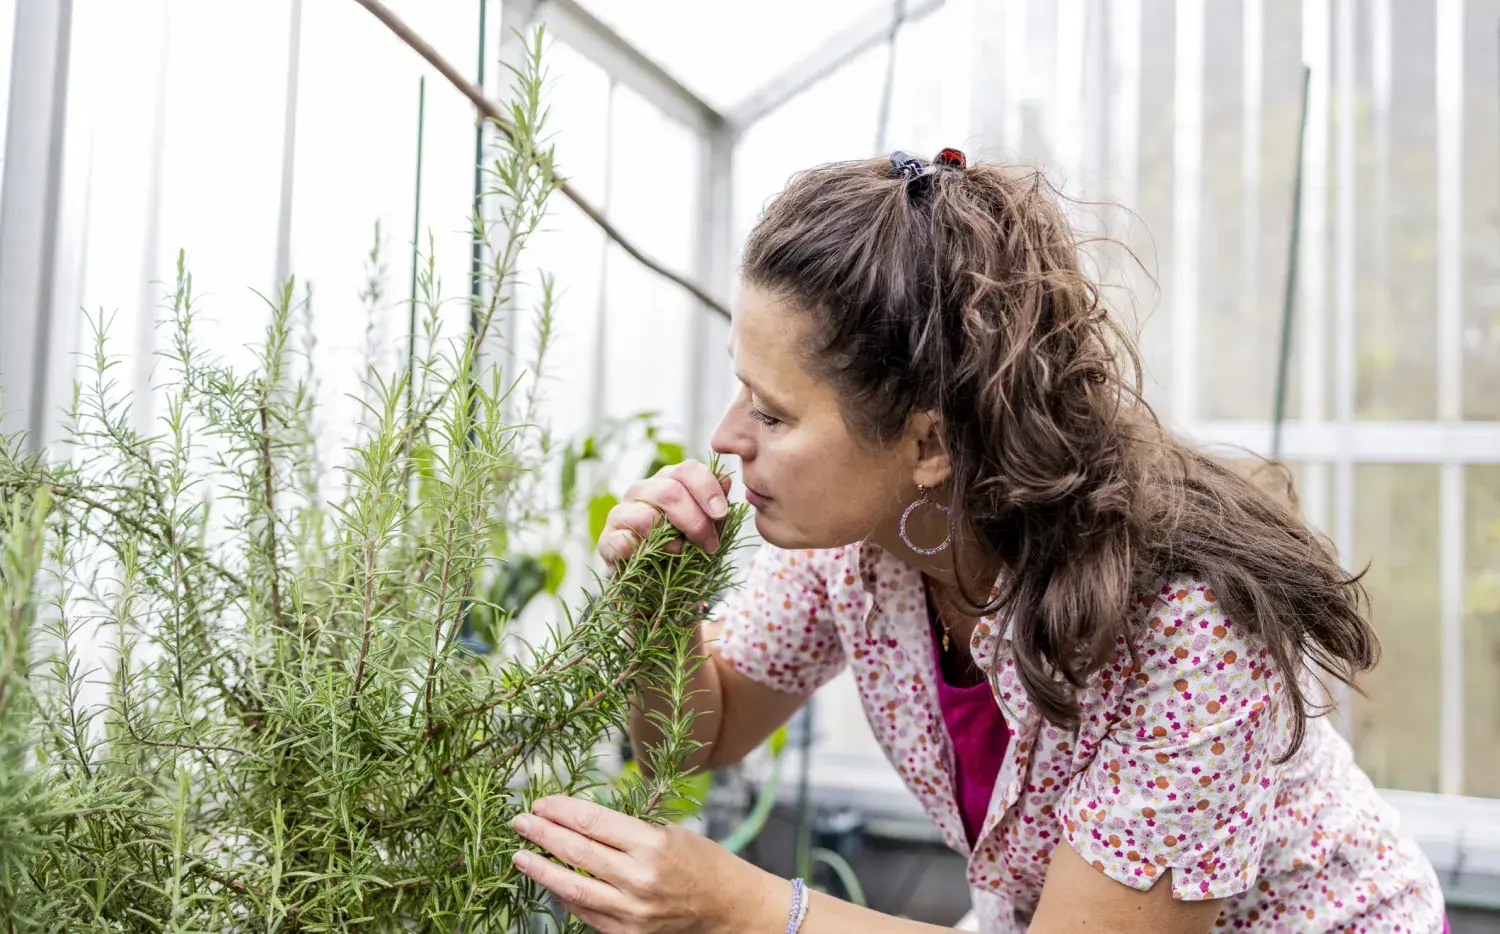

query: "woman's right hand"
left=598, top=461, right=732, bottom=568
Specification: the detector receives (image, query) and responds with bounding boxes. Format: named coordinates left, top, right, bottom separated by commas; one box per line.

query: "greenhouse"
left=1, top=0, right=1498, bottom=931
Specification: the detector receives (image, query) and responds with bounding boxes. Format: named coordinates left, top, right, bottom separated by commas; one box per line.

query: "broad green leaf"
left=538, top=550, right=567, bottom=594
left=588, top=492, right=619, bottom=545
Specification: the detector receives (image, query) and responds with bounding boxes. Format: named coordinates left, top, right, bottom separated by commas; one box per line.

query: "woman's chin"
left=752, top=510, right=837, bottom=552
left=751, top=510, right=798, bottom=549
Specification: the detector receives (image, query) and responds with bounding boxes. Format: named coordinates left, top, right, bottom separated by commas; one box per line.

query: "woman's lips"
left=744, top=485, right=771, bottom=509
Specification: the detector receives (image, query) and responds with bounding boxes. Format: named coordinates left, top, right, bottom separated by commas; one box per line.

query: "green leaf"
left=588, top=492, right=618, bottom=545
left=538, top=550, right=567, bottom=594
left=560, top=443, right=580, bottom=509
left=645, top=440, right=685, bottom=479
left=656, top=441, right=684, bottom=466
left=488, top=555, right=548, bottom=619
left=768, top=725, right=789, bottom=758
left=580, top=436, right=599, bottom=460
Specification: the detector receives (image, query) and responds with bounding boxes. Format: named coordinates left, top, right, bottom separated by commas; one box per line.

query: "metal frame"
left=1171, top=0, right=1203, bottom=425
left=724, top=0, right=946, bottom=133
left=1435, top=0, right=1466, bottom=801
left=686, top=125, right=733, bottom=454
left=0, top=0, right=73, bottom=449
left=532, top=0, right=723, bottom=136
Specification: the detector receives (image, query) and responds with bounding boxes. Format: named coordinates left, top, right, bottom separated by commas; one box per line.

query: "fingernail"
left=709, top=496, right=727, bottom=519
left=512, top=814, right=535, bottom=834
left=513, top=852, right=536, bottom=871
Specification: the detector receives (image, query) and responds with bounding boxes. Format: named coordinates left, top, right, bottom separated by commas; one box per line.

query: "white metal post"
left=687, top=125, right=733, bottom=456
left=1241, top=0, right=1262, bottom=347
left=1435, top=0, right=1465, bottom=797
left=1332, top=0, right=1356, bottom=736
left=0, top=0, right=73, bottom=449
left=1108, top=0, right=1141, bottom=230
left=1298, top=0, right=1330, bottom=533
left=1171, top=0, right=1203, bottom=427
left=274, top=0, right=304, bottom=292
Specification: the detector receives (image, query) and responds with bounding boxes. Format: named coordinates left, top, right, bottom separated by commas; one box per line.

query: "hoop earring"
left=899, top=485, right=950, bottom=556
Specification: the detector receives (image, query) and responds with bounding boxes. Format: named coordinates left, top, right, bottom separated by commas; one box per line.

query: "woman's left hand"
left=511, top=795, right=782, bottom=934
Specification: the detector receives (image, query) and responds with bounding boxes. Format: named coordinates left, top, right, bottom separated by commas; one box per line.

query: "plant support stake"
left=350, top=0, right=733, bottom=321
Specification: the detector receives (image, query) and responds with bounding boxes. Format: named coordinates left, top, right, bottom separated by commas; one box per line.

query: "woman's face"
left=711, top=285, right=942, bottom=551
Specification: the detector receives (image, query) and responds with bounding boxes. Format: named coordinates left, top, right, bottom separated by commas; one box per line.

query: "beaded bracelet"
left=786, top=877, right=810, bottom=933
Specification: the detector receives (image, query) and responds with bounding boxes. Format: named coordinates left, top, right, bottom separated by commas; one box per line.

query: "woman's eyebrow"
left=734, top=370, right=794, bottom=415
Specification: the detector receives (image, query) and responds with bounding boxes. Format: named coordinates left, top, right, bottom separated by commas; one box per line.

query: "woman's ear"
left=907, top=411, right=951, bottom=490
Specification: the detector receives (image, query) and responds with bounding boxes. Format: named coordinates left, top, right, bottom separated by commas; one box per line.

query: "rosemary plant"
left=0, top=30, right=742, bottom=933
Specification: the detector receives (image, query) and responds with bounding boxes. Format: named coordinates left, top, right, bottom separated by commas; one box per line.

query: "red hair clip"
left=933, top=147, right=967, bottom=169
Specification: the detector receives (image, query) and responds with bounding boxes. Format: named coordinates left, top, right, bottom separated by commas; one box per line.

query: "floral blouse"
left=713, top=543, right=1444, bottom=933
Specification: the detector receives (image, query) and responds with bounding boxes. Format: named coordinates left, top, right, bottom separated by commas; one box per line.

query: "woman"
left=509, top=150, right=1445, bottom=933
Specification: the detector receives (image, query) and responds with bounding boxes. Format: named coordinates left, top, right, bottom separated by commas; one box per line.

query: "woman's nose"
left=710, top=407, right=750, bottom=460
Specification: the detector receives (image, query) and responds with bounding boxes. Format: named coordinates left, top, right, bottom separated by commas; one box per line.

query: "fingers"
left=663, top=461, right=731, bottom=525
left=512, top=811, right=631, bottom=883
left=635, top=475, right=718, bottom=553
left=513, top=850, right=624, bottom=917
left=532, top=796, right=657, bottom=854
left=600, top=461, right=732, bottom=563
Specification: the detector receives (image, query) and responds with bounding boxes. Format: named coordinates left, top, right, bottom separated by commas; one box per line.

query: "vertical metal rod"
left=1332, top=0, right=1357, bottom=737
left=587, top=78, right=616, bottom=433
left=1171, top=0, right=1204, bottom=425
left=405, top=75, right=426, bottom=418
left=1241, top=0, right=1263, bottom=370
left=274, top=0, right=304, bottom=290
left=1272, top=66, right=1312, bottom=461
left=1436, top=0, right=1465, bottom=796
left=461, top=0, right=488, bottom=640
left=469, top=0, right=489, bottom=346
left=874, top=0, right=904, bottom=153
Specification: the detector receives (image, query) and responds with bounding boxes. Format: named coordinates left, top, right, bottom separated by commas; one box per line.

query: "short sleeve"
left=711, top=544, right=847, bottom=696
left=1061, top=576, right=1288, bottom=901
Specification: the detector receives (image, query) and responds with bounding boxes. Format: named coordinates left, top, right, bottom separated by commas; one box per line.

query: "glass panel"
left=1463, top=466, right=1500, bottom=796
left=514, top=42, right=611, bottom=447
left=881, top=0, right=972, bottom=158
left=732, top=44, right=886, bottom=253
left=1350, top=464, right=1441, bottom=792
left=290, top=0, right=488, bottom=462
left=1462, top=0, right=1500, bottom=420
left=574, top=0, right=889, bottom=110
left=1356, top=0, right=1436, bottom=420
left=601, top=85, right=697, bottom=435
left=154, top=1, right=293, bottom=372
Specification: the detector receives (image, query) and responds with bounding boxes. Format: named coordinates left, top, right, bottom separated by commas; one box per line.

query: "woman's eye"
left=749, top=407, right=781, bottom=428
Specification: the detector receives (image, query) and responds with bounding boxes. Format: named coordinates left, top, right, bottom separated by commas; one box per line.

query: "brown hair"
left=742, top=156, right=1377, bottom=757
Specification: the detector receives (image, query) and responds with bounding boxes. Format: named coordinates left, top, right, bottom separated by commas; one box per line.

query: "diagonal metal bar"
left=727, top=0, right=945, bottom=133
left=534, top=0, right=724, bottom=135
left=350, top=0, right=731, bottom=320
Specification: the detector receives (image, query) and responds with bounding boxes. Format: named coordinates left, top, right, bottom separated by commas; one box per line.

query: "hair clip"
left=933, top=147, right=967, bottom=169
left=889, top=150, right=926, bottom=180
left=889, top=147, right=968, bottom=183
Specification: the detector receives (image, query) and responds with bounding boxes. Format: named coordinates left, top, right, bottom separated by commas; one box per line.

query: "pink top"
left=713, top=543, right=1445, bottom=934
left=930, top=621, right=1011, bottom=848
